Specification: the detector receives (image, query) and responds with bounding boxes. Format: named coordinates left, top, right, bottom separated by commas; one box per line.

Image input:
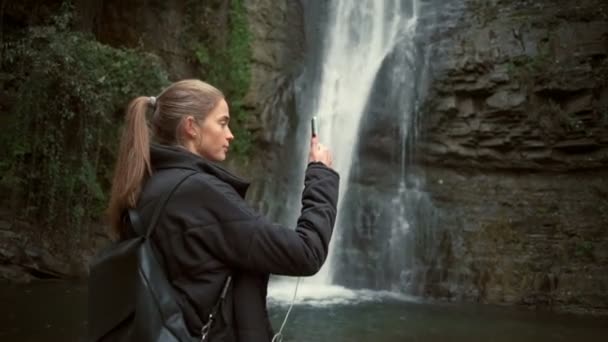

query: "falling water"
left=312, top=0, right=419, bottom=284
left=269, top=0, right=429, bottom=302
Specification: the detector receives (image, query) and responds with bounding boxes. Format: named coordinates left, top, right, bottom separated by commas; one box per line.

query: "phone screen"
left=311, top=116, right=318, bottom=137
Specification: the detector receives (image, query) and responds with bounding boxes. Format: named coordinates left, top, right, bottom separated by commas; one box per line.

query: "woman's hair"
left=107, top=79, right=224, bottom=237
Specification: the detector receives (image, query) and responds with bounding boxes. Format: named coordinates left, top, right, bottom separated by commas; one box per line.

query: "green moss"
left=0, top=4, right=169, bottom=244
left=191, top=0, right=253, bottom=160
left=226, top=0, right=253, bottom=158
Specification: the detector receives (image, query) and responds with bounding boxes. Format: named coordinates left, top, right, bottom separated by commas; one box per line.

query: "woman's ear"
left=183, top=116, right=199, bottom=138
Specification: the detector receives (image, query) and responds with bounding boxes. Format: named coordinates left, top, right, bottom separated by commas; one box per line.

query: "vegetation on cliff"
left=0, top=4, right=169, bottom=248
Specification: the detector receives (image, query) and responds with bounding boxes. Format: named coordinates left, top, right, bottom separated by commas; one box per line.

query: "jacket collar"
left=150, top=143, right=250, bottom=197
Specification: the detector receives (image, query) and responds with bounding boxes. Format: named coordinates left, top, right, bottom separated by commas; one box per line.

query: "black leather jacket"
left=136, top=144, right=339, bottom=341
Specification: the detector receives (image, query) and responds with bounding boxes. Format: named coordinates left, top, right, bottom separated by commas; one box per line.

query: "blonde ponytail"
left=108, top=97, right=152, bottom=238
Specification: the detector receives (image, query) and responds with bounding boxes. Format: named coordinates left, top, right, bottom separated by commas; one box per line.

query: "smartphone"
left=311, top=116, right=318, bottom=138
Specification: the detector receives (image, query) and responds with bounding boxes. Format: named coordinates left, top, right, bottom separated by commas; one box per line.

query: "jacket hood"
left=150, top=143, right=250, bottom=197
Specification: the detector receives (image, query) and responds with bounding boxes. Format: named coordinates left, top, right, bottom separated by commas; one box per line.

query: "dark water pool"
left=1, top=281, right=606, bottom=341
left=269, top=299, right=608, bottom=341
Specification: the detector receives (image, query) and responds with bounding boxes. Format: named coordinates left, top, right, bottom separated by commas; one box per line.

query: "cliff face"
left=75, top=0, right=207, bottom=79
left=414, top=0, right=608, bottom=313
left=419, top=0, right=608, bottom=171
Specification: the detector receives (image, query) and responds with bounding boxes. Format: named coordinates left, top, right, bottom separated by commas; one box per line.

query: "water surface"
left=0, top=281, right=606, bottom=341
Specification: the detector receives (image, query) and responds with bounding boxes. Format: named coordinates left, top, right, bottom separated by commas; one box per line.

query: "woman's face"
left=195, top=99, right=234, bottom=161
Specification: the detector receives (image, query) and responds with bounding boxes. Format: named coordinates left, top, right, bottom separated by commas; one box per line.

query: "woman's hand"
left=309, top=136, right=333, bottom=168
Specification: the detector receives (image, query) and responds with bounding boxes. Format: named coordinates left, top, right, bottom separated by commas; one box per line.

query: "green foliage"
left=0, top=6, right=169, bottom=244
left=226, top=0, right=251, bottom=99
left=225, top=0, right=253, bottom=158
left=192, top=0, right=253, bottom=159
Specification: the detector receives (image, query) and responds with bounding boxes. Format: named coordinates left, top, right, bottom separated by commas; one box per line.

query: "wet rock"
left=0, top=229, right=18, bottom=240
left=486, top=91, right=526, bottom=110
left=437, top=96, right=458, bottom=112
left=22, top=247, right=71, bottom=279
left=564, top=93, right=593, bottom=114
left=554, top=138, right=600, bottom=152
left=457, top=98, right=476, bottom=118
left=0, top=265, right=33, bottom=283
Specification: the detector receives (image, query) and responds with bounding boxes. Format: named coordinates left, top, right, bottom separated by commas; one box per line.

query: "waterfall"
left=312, top=0, right=419, bottom=284
left=268, top=0, right=438, bottom=303
left=315, top=0, right=416, bottom=177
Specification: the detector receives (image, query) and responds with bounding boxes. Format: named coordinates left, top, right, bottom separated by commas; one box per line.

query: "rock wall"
left=74, top=0, right=231, bottom=79
left=416, top=0, right=608, bottom=313
left=236, top=0, right=306, bottom=219
left=418, top=0, right=608, bottom=170
left=243, top=0, right=304, bottom=109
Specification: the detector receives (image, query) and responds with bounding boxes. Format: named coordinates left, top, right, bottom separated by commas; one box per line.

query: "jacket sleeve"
left=186, top=162, right=339, bottom=276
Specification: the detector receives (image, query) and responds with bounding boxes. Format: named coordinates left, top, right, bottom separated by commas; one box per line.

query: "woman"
left=107, top=79, right=339, bottom=341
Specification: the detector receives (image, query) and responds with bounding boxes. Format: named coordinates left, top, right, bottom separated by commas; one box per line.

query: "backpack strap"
left=128, top=170, right=198, bottom=237
left=127, top=209, right=145, bottom=237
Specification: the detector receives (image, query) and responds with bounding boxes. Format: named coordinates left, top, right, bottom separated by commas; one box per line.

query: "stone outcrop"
left=413, top=0, right=608, bottom=314
left=418, top=0, right=608, bottom=170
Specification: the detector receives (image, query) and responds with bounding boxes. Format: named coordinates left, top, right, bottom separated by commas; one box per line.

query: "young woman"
left=107, top=79, right=339, bottom=341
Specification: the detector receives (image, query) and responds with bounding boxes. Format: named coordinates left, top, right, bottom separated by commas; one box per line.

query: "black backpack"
left=88, top=171, right=230, bottom=342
